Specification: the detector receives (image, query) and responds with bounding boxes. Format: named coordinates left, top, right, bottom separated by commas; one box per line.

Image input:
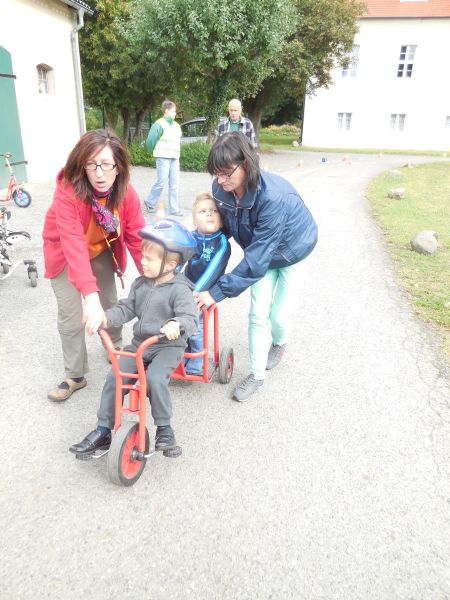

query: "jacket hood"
left=137, top=272, right=195, bottom=291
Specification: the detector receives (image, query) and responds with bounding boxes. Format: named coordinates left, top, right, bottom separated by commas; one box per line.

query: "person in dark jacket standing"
left=195, top=132, right=318, bottom=402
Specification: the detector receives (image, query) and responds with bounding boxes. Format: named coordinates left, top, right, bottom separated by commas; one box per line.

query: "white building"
left=302, top=0, right=450, bottom=151
left=0, top=0, right=93, bottom=186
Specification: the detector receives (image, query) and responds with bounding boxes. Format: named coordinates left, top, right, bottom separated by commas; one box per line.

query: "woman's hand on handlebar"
left=83, top=292, right=106, bottom=335
left=160, top=320, right=181, bottom=340
left=194, top=290, right=214, bottom=309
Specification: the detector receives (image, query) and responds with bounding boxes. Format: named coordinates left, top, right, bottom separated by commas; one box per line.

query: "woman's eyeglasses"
left=85, top=162, right=117, bottom=172
left=215, top=163, right=241, bottom=180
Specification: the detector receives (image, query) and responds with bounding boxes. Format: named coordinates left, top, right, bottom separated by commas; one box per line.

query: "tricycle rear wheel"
left=107, top=421, right=149, bottom=486
left=218, top=346, right=234, bottom=384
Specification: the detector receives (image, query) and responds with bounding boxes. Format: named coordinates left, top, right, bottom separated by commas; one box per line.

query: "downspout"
left=70, top=8, right=87, bottom=135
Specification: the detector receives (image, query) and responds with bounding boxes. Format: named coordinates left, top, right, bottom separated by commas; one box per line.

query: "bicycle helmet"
left=138, top=219, right=197, bottom=276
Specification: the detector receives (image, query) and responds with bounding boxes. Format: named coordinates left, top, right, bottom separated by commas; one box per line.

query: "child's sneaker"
left=266, top=343, right=287, bottom=370
left=232, top=373, right=264, bottom=402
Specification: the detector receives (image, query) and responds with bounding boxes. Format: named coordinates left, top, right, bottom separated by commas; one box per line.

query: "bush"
left=261, top=124, right=301, bottom=137
left=180, top=142, right=210, bottom=172
left=127, top=142, right=155, bottom=168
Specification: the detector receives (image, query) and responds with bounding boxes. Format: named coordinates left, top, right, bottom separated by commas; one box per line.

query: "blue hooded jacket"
left=208, top=170, right=318, bottom=302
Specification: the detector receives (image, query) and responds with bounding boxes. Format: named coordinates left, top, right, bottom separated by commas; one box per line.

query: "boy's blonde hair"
left=141, top=239, right=182, bottom=265
left=192, top=192, right=216, bottom=216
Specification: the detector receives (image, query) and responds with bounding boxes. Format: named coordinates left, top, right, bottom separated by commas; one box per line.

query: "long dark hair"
left=207, top=132, right=260, bottom=191
left=63, top=128, right=130, bottom=207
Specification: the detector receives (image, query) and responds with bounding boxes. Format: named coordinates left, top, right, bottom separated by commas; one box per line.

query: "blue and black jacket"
left=209, top=170, right=318, bottom=301
left=185, top=231, right=231, bottom=292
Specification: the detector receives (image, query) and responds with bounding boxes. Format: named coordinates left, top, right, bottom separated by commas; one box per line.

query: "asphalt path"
left=1, top=150, right=449, bottom=599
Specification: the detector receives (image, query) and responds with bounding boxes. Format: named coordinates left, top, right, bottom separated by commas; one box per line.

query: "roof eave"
left=59, top=0, right=94, bottom=16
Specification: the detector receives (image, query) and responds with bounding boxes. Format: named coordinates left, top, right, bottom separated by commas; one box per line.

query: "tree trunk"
left=134, top=109, right=148, bottom=143
left=105, top=108, right=119, bottom=131
left=206, top=75, right=230, bottom=143
left=245, top=88, right=269, bottom=138
left=121, top=107, right=131, bottom=143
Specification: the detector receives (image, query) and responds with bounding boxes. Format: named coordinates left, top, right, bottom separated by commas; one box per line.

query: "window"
left=446, top=116, right=450, bottom=129
left=337, top=112, right=352, bottom=130
left=342, top=45, right=359, bottom=78
left=37, top=64, right=55, bottom=94
left=397, top=45, right=416, bottom=78
left=390, top=114, right=406, bottom=132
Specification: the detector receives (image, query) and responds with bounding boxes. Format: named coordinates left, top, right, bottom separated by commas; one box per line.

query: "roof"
left=362, top=0, right=450, bottom=18
left=59, top=0, right=94, bottom=16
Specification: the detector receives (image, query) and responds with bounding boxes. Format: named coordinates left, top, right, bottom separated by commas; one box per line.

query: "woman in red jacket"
left=43, top=129, right=145, bottom=401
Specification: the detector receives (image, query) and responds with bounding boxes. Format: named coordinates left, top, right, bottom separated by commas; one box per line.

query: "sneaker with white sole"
left=232, top=373, right=264, bottom=402
left=266, top=343, right=287, bottom=370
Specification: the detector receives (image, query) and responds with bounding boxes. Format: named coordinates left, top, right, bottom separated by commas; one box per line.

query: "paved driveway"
left=1, top=151, right=449, bottom=600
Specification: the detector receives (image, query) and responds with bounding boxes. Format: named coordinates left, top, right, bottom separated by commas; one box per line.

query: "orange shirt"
left=85, top=199, right=119, bottom=259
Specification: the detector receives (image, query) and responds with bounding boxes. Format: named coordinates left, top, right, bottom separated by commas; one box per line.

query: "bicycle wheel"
left=107, top=421, right=149, bottom=487
left=12, top=189, right=32, bottom=208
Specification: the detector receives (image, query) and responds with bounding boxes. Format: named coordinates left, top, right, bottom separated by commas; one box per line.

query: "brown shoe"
left=48, top=378, right=87, bottom=402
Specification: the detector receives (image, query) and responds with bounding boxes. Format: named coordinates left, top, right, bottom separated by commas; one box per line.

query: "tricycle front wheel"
left=107, top=421, right=149, bottom=487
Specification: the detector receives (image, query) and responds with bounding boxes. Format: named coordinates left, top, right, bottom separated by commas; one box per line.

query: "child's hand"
left=194, top=291, right=214, bottom=309
left=161, top=320, right=180, bottom=340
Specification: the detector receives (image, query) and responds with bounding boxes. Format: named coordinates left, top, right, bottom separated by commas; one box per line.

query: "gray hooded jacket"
left=105, top=273, right=198, bottom=350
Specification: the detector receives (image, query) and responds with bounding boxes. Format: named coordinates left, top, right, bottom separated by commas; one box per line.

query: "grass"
left=367, top=162, right=450, bottom=363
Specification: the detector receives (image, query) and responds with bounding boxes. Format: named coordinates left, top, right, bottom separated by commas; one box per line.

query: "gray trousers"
left=97, top=343, right=184, bottom=429
left=50, top=251, right=122, bottom=378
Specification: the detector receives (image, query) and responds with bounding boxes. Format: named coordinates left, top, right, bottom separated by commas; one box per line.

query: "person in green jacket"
left=144, top=100, right=183, bottom=216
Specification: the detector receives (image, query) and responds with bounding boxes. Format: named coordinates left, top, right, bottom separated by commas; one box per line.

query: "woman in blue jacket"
left=195, top=132, right=318, bottom=402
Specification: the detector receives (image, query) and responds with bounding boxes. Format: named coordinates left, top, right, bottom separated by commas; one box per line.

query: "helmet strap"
left=150, top=249, right=179, bottom=282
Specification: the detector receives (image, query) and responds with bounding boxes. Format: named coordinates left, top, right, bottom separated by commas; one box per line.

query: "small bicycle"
left=0, top=152, right=32, bottom=208
left=76, top=305, right=234, bottom=487
left=0, top=206, right=38, bottom=285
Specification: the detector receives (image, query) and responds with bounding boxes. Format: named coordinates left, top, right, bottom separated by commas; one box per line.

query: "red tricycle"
left=81, top=304, right=234, bottom=486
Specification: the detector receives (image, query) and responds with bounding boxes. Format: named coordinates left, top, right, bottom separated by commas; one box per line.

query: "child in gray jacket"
left=69, top=219, right=198, bottom=457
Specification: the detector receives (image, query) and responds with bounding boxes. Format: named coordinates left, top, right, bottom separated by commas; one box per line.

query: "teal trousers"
left=248, top=258, right=310, bottom=380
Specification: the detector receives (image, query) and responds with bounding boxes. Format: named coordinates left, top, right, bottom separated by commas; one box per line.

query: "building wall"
left=0, top=0, right=83, bottom=182
left=302, top=18, right=450, bottom=151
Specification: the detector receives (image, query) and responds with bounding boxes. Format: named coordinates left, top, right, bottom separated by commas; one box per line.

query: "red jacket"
left=43, top=169, right=145, bottom=297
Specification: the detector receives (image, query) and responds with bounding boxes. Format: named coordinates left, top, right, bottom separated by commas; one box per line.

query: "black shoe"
left=69, top=429, right=111, bottom=456
left=155, top=425, right=176, bottom=451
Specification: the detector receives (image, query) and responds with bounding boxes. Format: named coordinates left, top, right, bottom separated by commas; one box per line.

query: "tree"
left=128, top=0, right=296, bottom=138
left=80, top=0, right=167, bottom=140
left=244, top=0, right=365, bottom=134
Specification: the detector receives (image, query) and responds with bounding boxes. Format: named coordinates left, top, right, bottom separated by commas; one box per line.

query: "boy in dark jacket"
left=184, top=193, right=231, bottom=374
left=69, top=219, right=198, bottom=456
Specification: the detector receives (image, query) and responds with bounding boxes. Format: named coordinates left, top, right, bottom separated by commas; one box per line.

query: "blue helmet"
left=138, top=218, right=197, bottom=264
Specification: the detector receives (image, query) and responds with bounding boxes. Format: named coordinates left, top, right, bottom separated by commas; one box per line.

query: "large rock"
left=389, top=169, right=402, bottom=178
left=388, top=187, right=406, bottom=199
left=410, top=230, right=439, bottom=255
